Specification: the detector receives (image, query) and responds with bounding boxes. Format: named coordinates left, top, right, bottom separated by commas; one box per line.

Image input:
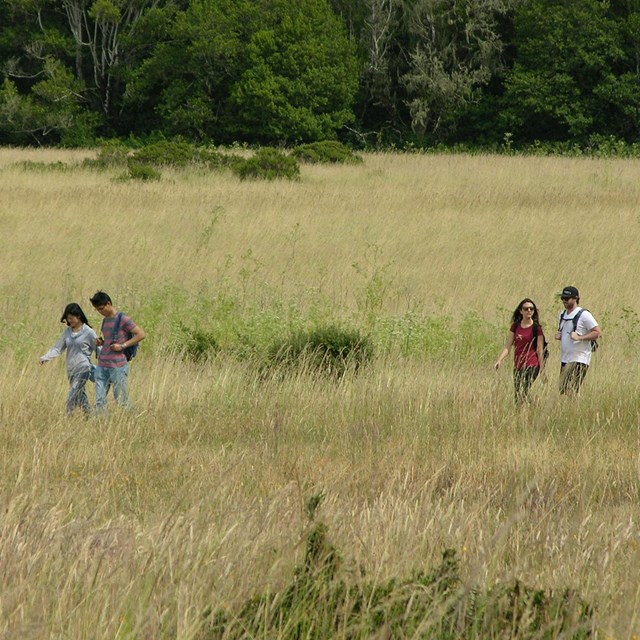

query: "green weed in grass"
left=265, top=325, right=373, bottom=379
left=13, top=160, right=72, bottom=172
left=173, top=322, right=220, bottom=363
left=232, top=147, right=300, bottom=181
left=292, top=140, right=363, bottom=165
left=122, top=160, right=162, bottom=181
left=203, top=512, right=594, bottom=639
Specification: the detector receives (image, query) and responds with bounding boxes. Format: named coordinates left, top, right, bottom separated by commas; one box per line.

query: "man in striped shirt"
left=90, top=290, right=145, bottom=415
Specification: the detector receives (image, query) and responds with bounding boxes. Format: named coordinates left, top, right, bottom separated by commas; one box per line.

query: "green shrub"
left=371, top=313, right=455, bottom=358
left=456, top=311, right=500, bottom=360
left=232, top=147, right=300, bottom=181
left=585, top=134, right=633, bottom=158
left=84, top=140, right=130, bottom=168
left=266, top=325, right=372, bottom=377
left=196, top=147, right=238, bottom=169
left=203, top=520, right=595, bottom=639
left=131, top=140, right=199, bottom=167
left=292, top=140, right=363, bottom=164
left=128, top=141, right=244, bottom=171
left=173, top=323, right=219, bottom=362
left=13, top=161, right=72, bottom=172
left=223, top=153, right=249, bottom=174
left=120, top=160, right=161, bottom=181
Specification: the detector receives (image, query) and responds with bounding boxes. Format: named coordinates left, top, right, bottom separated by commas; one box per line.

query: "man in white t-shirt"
left=554, top=286, right=602, bottom=395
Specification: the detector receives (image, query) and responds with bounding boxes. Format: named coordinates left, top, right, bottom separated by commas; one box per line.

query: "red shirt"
left=98, top=313, right=137, bottom=368
left=510, top=323, right=544, bottom=369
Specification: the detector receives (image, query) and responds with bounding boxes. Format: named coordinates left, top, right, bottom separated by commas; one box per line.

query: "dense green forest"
left=1, top=0, right=640, bottom=149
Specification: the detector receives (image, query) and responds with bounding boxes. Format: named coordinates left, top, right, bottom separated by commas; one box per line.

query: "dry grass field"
left=1, top=147, right=640, bottom=638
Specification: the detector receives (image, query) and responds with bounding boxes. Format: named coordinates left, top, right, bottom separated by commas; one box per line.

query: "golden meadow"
left=1, top=147, right=640, bottom=638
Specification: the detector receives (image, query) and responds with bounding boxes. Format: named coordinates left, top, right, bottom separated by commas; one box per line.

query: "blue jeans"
left=67, top=370, right=91, bottom=415
left=95, top=364, right=132, bottom=414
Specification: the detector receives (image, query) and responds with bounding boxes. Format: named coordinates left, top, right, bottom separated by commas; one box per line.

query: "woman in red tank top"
left=494, top=298, right=546, bottom=403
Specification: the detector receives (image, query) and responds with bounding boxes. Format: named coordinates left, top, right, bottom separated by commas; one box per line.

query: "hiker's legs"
left=95, top=366, right=112, bottom=415
left=514, top=366, right=539, bottom=403
left=111, top=364, right=132, bottom=410
left=67, top=370, right=91, bottom=415
left=559, top=362, right=588, bottom=396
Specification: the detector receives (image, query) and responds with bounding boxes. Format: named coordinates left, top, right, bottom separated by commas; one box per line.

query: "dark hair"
left=511, top=298, right=540, bottom=328
left=60, top=303, right=91, bottom=327
left=90, top=290, right=112, bottom=307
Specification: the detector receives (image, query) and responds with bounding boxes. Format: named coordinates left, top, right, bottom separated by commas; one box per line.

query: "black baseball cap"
left=560, top=286, right=579, bottom=299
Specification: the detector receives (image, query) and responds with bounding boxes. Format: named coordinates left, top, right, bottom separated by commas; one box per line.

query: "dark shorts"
left=559, top=362, right=589, bottom=395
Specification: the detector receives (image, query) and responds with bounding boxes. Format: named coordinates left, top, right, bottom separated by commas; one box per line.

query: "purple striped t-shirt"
left=98, top=313, right=137, bottom=368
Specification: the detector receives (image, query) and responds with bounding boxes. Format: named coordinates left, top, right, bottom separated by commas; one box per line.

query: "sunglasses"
left=560, top=297, right=573, bottom=301
left=521, top=306, right=534, bottom=311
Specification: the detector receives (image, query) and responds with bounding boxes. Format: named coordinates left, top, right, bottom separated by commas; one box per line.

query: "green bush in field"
left=370, top=312, right=455, bottom=357
left=123, top=160, right=161, bottom=181
left=203, top=517, right=594, bottom=639
left=457, top=311, right=500, bottom=360
left=84, top=139, right=241, bottom=172
left=196, top=147, right=241, bottom=170
left=130, top=140, right=240, bottom=170
left=84, top=141, right=297, bottom=177
left=173, top=323, right=219, bottom=362
left=13, top=160, right=72, bottom=172
left=266, top=325, right=372, bottom=377
left=133, top=140, right=234, bottom=169
left=292, top=140, right=363, bottom=164
left=367, top=310, right=504, bottom=362
left=131, top=140, right=199, bottom=167
left=84, top=140, right=130, bottom=168
left=232, top=147, right=300, bottom=181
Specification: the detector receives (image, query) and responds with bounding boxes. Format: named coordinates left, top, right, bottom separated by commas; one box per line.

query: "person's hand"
left=555, top=331, right=562, bottom=341
left=38, top=359, right=46, bottom=366
left=112, top=343, right=123, bottom=352
left=570, top=331, right=580, bottom=341
left=97, top=337, right=104, bottom=346
left=494, top=360, right=502, bottom=370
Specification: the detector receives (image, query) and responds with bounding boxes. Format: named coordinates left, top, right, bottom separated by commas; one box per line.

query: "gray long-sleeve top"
left=40, top=325, right=97, bottom=376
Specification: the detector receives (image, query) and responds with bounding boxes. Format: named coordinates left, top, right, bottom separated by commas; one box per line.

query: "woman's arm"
left=83, top=328, right=97, bottom=359
left=536, top=332, right=545, bottom=372
left=494, top=331, right=515, bottom=369
left=39, top=332, right=67, bottom=364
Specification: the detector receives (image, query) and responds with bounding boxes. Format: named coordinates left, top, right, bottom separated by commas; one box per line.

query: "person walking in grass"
left=555, top=286, right=601, bottom=396
left=494, top=298, right=546, bottom=403
left=39, top=303, right=97, bottom=416
left=90, top=291, right=145, bottom=415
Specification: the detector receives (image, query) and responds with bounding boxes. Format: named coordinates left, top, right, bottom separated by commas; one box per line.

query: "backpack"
left=112, top=311, right=139, bottom=361
left=558, top=309, right=599, bottom=352
left=531, top=323, right=550, bottom=363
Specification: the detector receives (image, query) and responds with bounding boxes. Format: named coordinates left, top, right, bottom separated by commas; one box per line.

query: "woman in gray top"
left=40, top=303, right=97, bottom=415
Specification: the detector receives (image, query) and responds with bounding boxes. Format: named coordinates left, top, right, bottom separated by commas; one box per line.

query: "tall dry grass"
left=1, top=147, right=640, bottom=637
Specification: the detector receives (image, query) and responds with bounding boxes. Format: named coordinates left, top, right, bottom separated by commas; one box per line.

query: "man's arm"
left=570, top=325, right=601, bottom=342
left=111, top=317, right=145, bottom=353
left=126, top=325, right=145, bottom=348
left=570, top=311, right=601, bottom=342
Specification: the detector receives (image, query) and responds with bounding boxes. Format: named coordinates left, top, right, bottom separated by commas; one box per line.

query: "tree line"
left=1, top=0, right=640, bottom=149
